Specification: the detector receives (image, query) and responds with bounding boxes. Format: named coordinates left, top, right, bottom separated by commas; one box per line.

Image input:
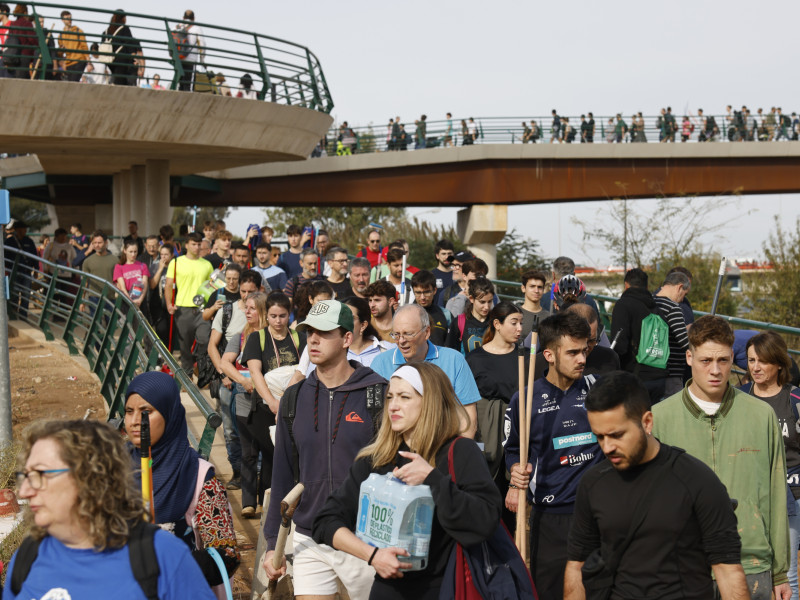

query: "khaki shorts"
left=292, top=531, right=376, bottom=599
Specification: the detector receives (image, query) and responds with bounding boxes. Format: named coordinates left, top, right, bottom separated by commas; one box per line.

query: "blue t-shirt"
left=369, top=341, right=480, bottom=406
left=253, top=264, right=288, bottom=292
left=4, top=530, right=216, bottom=600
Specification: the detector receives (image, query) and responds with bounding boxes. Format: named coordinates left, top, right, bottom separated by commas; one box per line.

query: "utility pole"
left=0, top=190, right=13, bottom=444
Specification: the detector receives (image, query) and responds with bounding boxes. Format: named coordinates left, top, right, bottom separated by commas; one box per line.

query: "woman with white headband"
left=312, top=362, right=501, bottom=599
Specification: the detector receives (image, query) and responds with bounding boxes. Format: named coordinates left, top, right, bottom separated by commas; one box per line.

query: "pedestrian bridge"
left=195, top=141, right=800, bottom=207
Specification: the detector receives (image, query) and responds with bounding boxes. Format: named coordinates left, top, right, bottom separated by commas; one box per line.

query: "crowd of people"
left=0, top=4, right=258, bottom=95
left=315, top=106, right=800, bottom=156
left=5, top=217, right=800, bottom=599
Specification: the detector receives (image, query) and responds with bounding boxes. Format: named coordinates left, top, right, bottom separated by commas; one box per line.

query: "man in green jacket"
left=652, top=315, right=791, bottom=600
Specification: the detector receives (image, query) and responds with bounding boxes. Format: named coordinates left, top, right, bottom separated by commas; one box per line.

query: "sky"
left=66, top=0, right=800, bottom=266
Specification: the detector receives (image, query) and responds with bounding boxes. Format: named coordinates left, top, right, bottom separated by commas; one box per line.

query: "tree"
left=262, top=206, right=406, bottom=254
left=495, top=228, right=548, bottom=281
left=573, top=194, right=752, bottom=315
left=9, top=196, right=50, bottom=231
left=355, top=125, right=377, bottom=154
left=171, top=206, right=230, bottom=231
left=746, top=216, right=800, bottom=329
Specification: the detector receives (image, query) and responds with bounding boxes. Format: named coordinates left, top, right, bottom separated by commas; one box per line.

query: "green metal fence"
left=324, top=113, right=789, bottom=155
left=4, top=246, right=221, bottom=458
left=3, top=2, right=333, bottom=112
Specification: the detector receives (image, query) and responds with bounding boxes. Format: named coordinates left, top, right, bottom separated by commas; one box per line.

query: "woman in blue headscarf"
left=125, top=371, right=240, bottom=590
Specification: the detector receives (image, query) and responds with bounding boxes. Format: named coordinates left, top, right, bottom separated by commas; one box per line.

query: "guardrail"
left=4, top=246, right=221, bottom=458
left=323, top=113, right=795, bottom=155
left=2, top=2, right=333, bottom=112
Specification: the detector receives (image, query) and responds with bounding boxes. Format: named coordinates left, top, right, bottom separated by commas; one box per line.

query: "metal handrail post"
left=253, top=34, right=272, bottom=102
left=62, top=278, right=87, bottom=355
left=305, top=49, right=321, bottom=111
left=163, top=18, right=185, bottom=91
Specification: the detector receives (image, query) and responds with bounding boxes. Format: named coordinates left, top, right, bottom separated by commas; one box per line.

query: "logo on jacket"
left=538, top=405, right=560, bottom=414
left=345, top=412, right=364, bottom=423
left=553, top=432, right=597, bottom=449
left=559, top=452, right=595, bottom=467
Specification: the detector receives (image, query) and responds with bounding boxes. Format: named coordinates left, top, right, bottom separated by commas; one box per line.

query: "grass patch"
left=0, top=520, right=29, bottom=586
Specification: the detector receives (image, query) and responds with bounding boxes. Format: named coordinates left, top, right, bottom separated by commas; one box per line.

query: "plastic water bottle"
left=355, top=473, right=434, bottom=571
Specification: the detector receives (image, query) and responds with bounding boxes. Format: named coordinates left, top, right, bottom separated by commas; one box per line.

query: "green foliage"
left=171, top=206, right=230, bottom=230
left=649, top=252, right=738, bottom=315
left=573, top=196, right=750, bottom=270
left=495, top=228, right=548, bottom=281
left=355, top=125, right=377, bottom=154
left=262, top=206, right=407, bottom=255
left=381, top=217, right=464, bottom=270
left=9, top=196, right=50, bottom=231
left=746, top=216, right=800, bottom=328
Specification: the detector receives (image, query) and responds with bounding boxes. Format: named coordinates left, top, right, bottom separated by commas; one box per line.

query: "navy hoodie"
left=265, top=362, right=387, bottom=549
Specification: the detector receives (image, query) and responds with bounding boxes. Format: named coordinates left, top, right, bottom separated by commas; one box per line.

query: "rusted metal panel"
left=188, top=156, right=800, bottom=207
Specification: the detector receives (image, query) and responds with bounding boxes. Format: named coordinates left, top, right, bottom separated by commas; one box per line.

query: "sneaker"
left=241, top=506, right=256, bottom=519
left=226, top=476, right=241, bottom=491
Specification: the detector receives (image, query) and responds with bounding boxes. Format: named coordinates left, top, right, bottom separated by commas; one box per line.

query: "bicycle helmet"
left=553, top=274, right=587, bottom=310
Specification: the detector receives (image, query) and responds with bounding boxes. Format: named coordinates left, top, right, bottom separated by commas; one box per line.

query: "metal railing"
left=321, top=113, right=796, bottom=155
left=4, top=246, right=221, bottom=458
left=2, top=2, right=333, bottom=112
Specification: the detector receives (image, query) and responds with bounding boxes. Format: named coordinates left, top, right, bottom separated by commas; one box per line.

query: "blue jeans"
left=218, top=382, right=241, bottom=472
left=789, top=495, right=800, bottom=600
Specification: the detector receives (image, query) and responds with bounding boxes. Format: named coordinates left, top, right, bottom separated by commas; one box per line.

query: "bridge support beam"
left=112, top=160, right=172, bottom=237
left=456, top=205, right=508, bottom=279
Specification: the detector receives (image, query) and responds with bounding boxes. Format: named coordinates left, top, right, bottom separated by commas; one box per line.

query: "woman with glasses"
left=124, top=371, right=240, bottom=591
left=6, top=419, right=214, bottom=599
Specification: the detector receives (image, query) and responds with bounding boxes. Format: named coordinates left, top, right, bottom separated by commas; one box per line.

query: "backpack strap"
left=10, top=535, right=42, bottom=595
left=365, top=383, right=385, bottom=437
left=259, top=328, right=266, bottom=352
left=128, top=520, right=161, bottom=600
left=457, top=313, right=467, bottom=341
left=281, top=381, right=304, bottom=484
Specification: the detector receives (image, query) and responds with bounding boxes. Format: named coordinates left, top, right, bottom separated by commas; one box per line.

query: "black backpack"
left=11, top=520, right=161, bottom=599
left=281, top=380, right=385, bottom=484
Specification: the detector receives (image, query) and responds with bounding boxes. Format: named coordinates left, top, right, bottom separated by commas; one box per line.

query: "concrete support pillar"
left=94, top=204, right=113, bottom=232
left=113, top=169, right=131, bottom=237
left=129, top=165, right=147, bottom=232
left=144, top=159, right=172, bottom=236
left=456, top=205, right=508, bottom=279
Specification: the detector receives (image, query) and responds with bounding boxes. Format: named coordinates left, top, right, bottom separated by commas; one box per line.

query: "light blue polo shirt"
left=369, top=341, right=480, bottom=406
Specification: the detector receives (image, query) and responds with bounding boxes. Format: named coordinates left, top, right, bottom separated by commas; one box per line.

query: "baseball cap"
left=452, top=250, right=475, bottom=263
left=296, top=299, right=354, bottom=333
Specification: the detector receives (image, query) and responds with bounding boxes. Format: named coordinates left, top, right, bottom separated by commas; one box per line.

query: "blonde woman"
left=312, top=362, right=501, bottom=599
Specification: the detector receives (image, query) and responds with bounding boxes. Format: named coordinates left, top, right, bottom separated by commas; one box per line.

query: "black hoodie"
left=610, top=286, right=667, bottom=380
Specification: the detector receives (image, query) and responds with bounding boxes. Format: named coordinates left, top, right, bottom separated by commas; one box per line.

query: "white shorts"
left=292, top=531, right=375, bottom=599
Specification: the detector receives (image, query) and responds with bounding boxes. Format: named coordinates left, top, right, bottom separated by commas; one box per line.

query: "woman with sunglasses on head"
left=6, top=418, right=215, bottom=599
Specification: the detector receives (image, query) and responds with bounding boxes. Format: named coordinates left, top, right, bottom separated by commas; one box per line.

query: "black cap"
left=453, top=250, right=475, bottom=263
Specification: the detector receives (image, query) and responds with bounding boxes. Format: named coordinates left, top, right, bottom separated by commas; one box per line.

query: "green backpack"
left=635, top=313, right=670, bottom=369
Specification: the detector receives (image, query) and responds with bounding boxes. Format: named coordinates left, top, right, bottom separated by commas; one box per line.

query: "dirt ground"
left=8, top=326, right=261, bottom=599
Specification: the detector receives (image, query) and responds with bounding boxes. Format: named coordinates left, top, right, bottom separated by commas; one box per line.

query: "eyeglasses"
left=390, top=329, right=424, bottom=342
left=588, top=338, right=599, bottom=348
left=330, top=258, right=349, bottom=263
left=368, top=239, right=380, bottom=244
left=413, top=289, right=434, bottom=297
left=16, top=468, right=70, bottom=490
left=451, top=264, right=462, bottom=270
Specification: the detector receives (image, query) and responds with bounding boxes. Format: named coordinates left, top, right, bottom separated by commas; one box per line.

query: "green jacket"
left=652, top=383, right=789, bottom=584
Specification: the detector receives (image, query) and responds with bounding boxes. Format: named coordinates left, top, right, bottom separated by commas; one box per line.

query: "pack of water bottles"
left=356, top=473, right=435, bottom=571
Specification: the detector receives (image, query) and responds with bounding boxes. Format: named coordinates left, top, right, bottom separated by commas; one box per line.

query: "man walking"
left=263, top=300, right=386, bottom=600
left=652, top=316, right=791, bottom=600
left=653, top=271, right=691, bottom=396
left=56, top=10, right=87, bottom=82
left=347, top=257, right=370, bottom=299
left=564, top=371, right=748, bottom=599
left=325, top=247, right=352, bottom=298
left=164, top=231, right=213, bottom=377
left=505, top=311, right=603, bottom=600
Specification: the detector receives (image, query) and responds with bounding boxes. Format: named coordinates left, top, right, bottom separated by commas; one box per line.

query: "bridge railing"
left=323, top=113, right=791, bottom=155
left=4, top=246, right=221, bottom=458
left=3, top=2, right=333, bottom=112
